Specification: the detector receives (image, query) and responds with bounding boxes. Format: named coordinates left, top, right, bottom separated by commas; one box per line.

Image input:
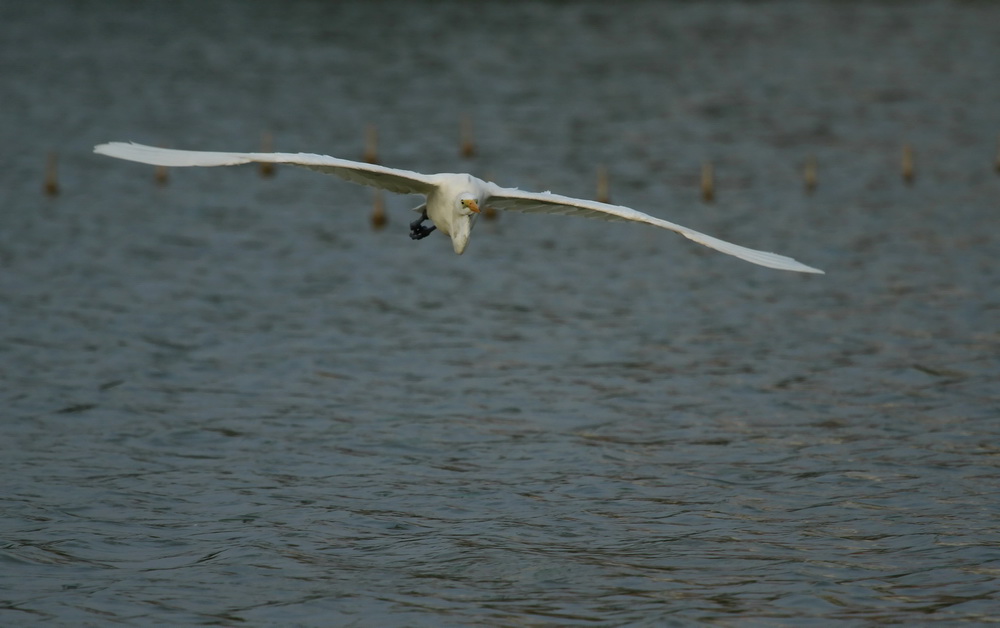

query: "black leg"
left=409, top=210, right=436, bottom=240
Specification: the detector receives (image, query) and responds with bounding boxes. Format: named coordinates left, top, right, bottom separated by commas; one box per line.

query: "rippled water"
left=3, top=1, right=1000, bottom=625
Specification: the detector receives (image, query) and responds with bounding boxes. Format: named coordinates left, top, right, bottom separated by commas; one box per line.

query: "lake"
left=2, top=1, right=999, bottom=624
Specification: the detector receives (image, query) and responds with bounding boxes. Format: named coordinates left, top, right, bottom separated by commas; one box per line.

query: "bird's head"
left=450, top=194, right=481, bottom=254
left=459, top=196, right=480, bottom=216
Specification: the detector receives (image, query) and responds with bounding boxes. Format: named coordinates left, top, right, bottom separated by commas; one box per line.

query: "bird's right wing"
left=484, top=183, right=824, bottom=274
left=94, top=142, right=439, bottom=195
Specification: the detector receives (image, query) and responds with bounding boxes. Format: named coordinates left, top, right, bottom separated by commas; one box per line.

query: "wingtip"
left=783, top=261, right=825, bottom=275
left=94, top=141, right=137, bottom=157
left=790, top=260, right=825, bottom=274
left=773, top=259, right=825, bottom=275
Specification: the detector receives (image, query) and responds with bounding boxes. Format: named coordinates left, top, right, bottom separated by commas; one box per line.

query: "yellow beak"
left=462, top=199, right=480, bottom=213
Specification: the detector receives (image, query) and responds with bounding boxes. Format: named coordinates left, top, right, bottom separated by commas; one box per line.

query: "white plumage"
left=93, top=142, right=823, bottom=273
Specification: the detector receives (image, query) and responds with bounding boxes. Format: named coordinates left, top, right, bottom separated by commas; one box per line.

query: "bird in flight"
left=94, top=142, right=823, bottom=274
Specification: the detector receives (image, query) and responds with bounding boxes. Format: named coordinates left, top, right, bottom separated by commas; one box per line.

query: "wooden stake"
left=363, top=124, right=379, bottom=164
left=43, top=152, right=59, bottom=196
left=596, top=165, right=611, bottom=203
left=482, top=172, right=498, bottom=220
left=259, top=131, right=275, bottom=178
left=155, top=164, right=169, bottom=186
left=371, top=190, right=387, bottom=230
left=995, top=133, right=1000, bottom=174
left=804, top=154, right=817, bottom=194
left=460, top=114, right=476, bottom=159
left=701, top=161, right=714, bottom=203
left=901, top=143, right=915, bottom=185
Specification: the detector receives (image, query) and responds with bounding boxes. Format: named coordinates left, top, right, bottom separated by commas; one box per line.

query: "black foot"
left=409, top=218, right=436, bottom=240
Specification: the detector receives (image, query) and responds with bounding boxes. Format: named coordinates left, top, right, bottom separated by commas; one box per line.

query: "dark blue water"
left=2, top=1, right=999, bottom=624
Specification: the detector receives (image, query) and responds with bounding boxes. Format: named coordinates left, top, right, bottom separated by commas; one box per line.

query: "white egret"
left=93, top=142, right=823, bottom=273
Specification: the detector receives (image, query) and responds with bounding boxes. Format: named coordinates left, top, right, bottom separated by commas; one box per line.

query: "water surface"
left=2, top=1, right=999, bottom=625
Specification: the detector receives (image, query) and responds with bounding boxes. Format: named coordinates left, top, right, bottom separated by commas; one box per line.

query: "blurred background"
left=2, top=1, right=999, bottom=625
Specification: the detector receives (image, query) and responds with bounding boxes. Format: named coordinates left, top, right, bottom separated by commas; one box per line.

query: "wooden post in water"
left=482, top=172, right=498, bottom=221
left=155, top=163, right=169, bottom=186
left=460, top=114, right=476, bottom=159
left=701, top=161, right=714, bottom=203
left=803, top=155, right=817, bottom=195
left=259, top=131, right=275, bottom=178
left=901, top=143, right=915, bottom=185
left=43, top=152, right=59, bottom=197
left=363, top=124, right=379, bottom=164
left=995, top=133, right=1000, bottom=174
left=596, top=165, right=611, bottom=203
left=371, top=190, right=387, bottom=230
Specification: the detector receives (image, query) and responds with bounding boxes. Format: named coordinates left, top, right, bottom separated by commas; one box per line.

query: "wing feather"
left=93, top=142, right=438, bottom=195
left=485, top=183, right=823, bottom=274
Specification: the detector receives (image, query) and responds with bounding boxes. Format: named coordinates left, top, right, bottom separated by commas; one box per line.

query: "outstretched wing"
left=94, top=142, right=438, bottom=195
left=484, top=183, right=823, bottom=274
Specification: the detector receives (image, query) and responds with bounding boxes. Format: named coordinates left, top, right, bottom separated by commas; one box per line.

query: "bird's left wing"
left=94, top=142, right=439, bottom=195
left=484, top=183, right=824, bottom=274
